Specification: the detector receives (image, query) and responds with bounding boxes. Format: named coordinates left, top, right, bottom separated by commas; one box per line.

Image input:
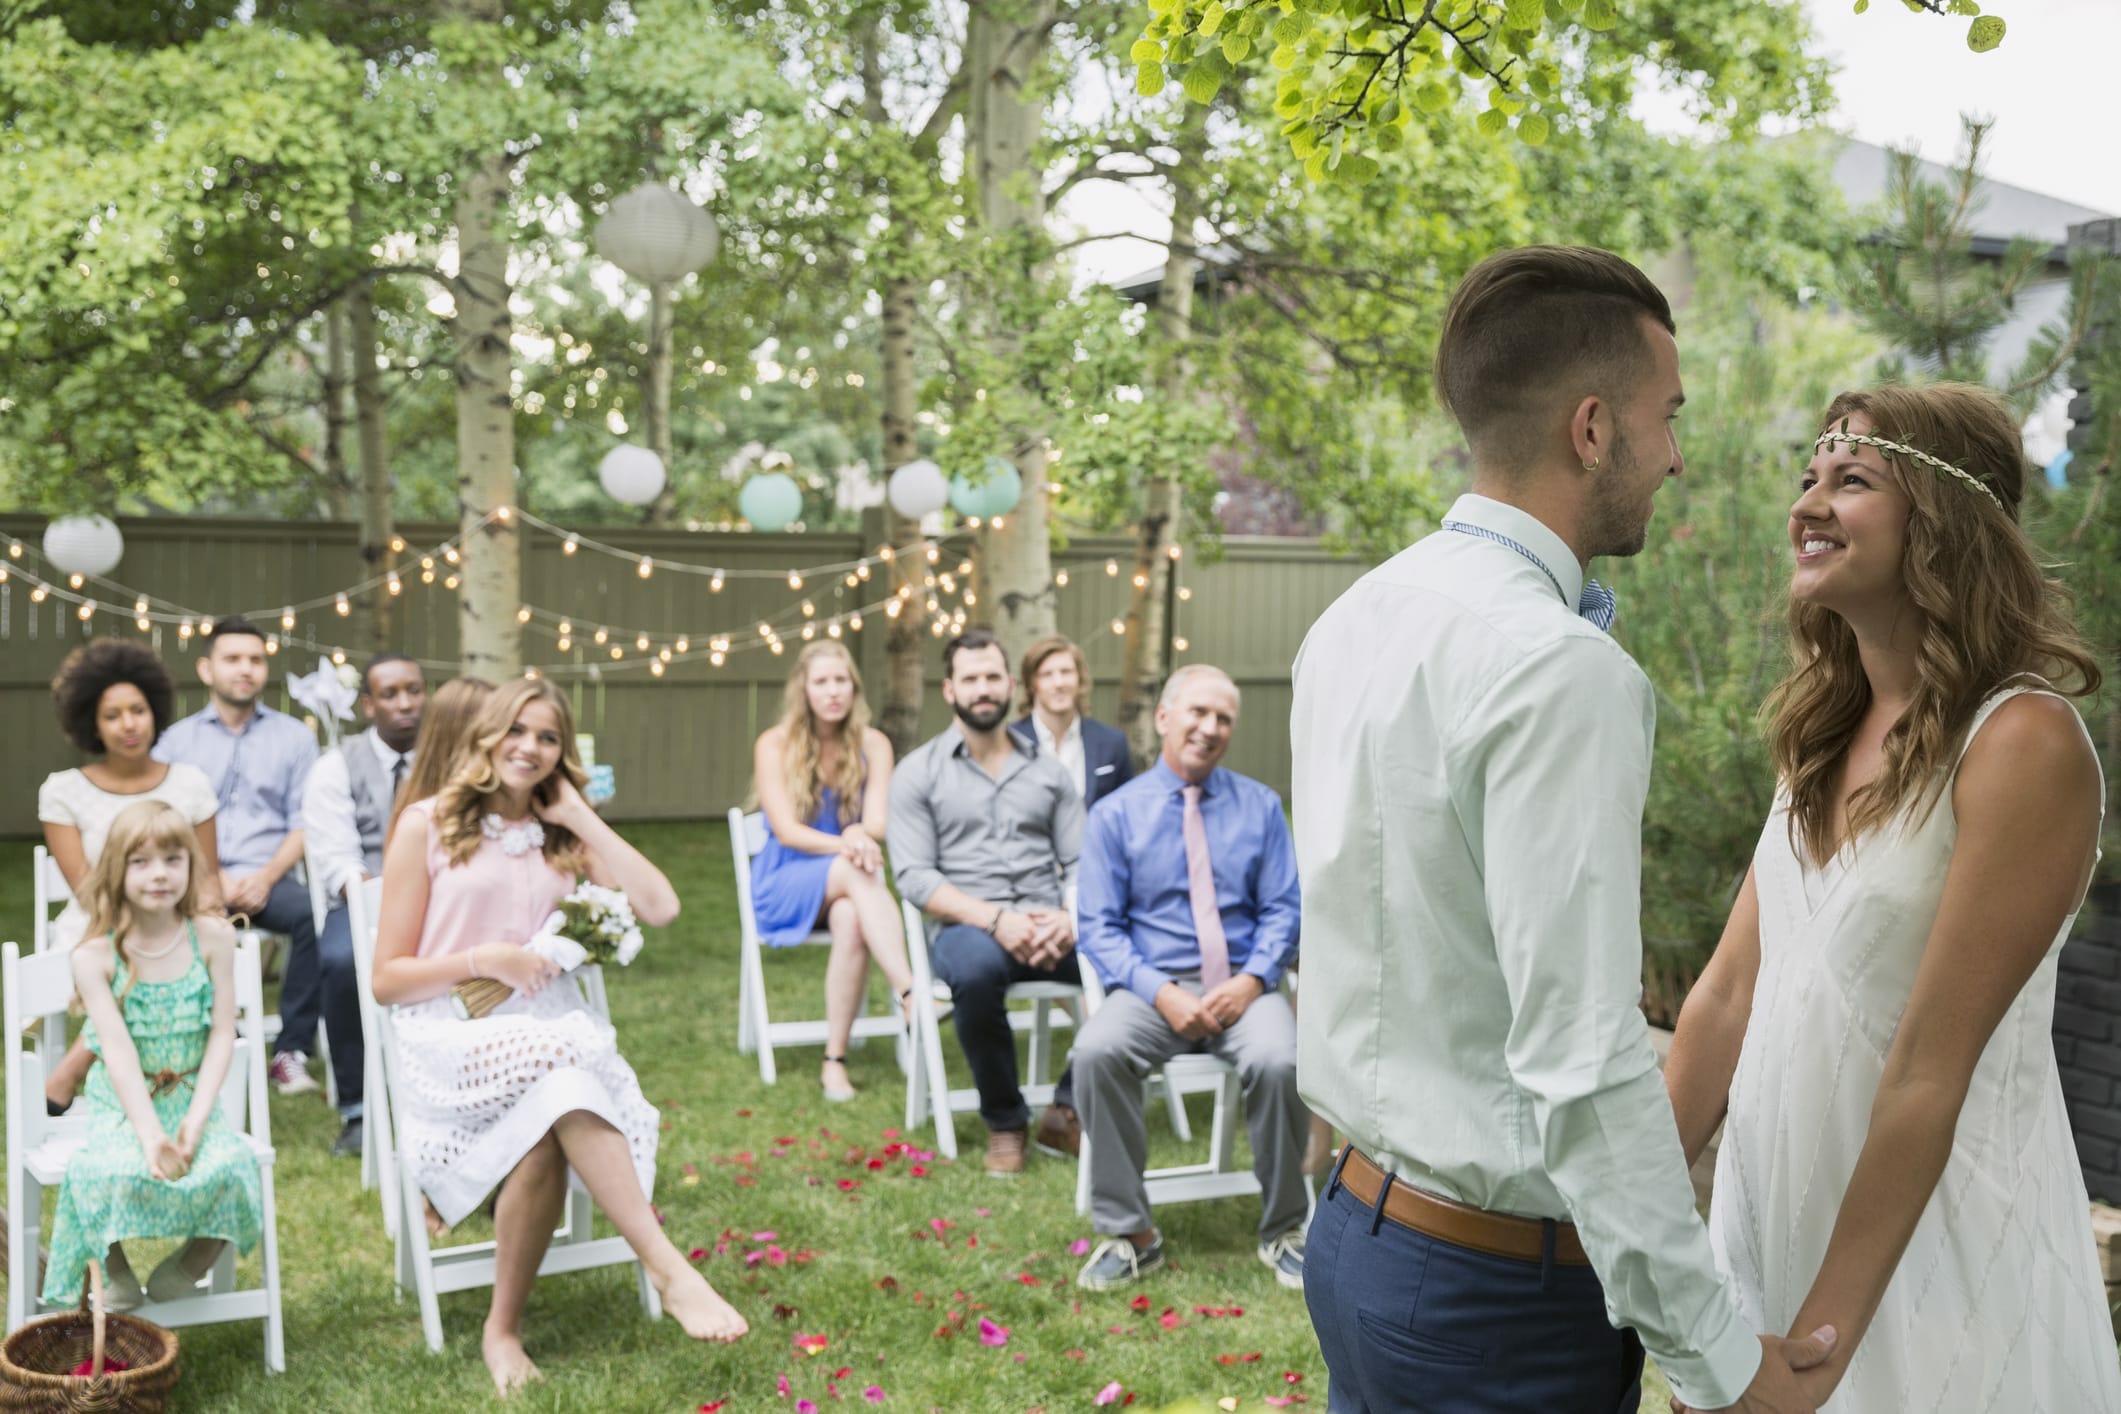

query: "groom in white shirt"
left=1290, top=246, right=1836, bottom=1413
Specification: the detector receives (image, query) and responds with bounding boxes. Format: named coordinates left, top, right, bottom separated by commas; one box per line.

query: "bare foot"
left=654, top=1264, right=748, bottom=1342
left=424, top=1198, right=449, bottom=1241
left=482, top=1327, right=543, bottom=1398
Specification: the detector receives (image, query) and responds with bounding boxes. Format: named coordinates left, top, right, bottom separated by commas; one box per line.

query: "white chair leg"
left=1210, top=1070, right=1241, bottom=1174
left=637, top=1258, right=662, bottom=1321
left=7, top=1175, right=36, bottom=1330
left=1161, top=1073, right=1194, bottom=1143
left=1075, top=1127, right=1093, bottom=1217
left=399, top=1162, right=446, bottom=1353
left=319, top=1018, right=337, bottom=1110
left=210, top=1238, right=237, bottom=1294
left=736, top=940, right=758, bottom=1056
left=921, top=999, right=957, bottom=1160
left=1028, top=1000, right=1052, bottom=1087
left=259, top=1170, right=286, bottom=1373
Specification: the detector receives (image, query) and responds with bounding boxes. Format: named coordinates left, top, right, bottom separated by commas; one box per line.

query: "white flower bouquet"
left=451, top=881, right=645, bottom=1019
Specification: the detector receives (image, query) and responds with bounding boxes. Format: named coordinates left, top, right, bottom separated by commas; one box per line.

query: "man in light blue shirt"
left=155, top=617, right=323, bottom=1098
left=1071, top=663, right=1305, bottom=1293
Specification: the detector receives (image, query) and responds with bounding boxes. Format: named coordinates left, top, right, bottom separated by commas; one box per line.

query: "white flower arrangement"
left=452, top=881, right=645, bottom=1018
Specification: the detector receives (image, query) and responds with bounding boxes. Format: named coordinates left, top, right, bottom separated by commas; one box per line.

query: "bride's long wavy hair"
left=432, top=677, right=591, bottom=874
left=1764, top=383, right=2101, bottom=866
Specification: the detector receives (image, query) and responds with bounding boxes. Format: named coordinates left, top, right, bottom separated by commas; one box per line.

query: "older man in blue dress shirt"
left=1071, top=663, right=1306, bottom=1293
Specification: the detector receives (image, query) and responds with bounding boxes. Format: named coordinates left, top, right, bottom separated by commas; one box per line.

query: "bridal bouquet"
left=451, top=882, right=645, bottom=1019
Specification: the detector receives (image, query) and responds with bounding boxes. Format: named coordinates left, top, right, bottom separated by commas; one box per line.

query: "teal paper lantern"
left=739, top=471, right=803, bottom=531
left=949, top=456, right=1024, bottom=519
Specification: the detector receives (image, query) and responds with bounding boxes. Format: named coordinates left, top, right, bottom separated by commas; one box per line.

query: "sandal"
left=821, top=1055, right=856, bottom=1103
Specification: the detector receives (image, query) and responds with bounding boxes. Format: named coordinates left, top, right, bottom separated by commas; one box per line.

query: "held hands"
left=481, top=943, right=563, bottom=997
left=1671, top=1327, right=1838, bottom=1414
left=220, top=870, right=270, bottom=916
left=145, top=1132, right=189, bottom=1183
left=1156, top=982, right=1224, bottom=1040
left=837, top=826, right=883, bottom=875
left=1201, top=973, right=1265, bottom=1028
left=1023, top=908, right=1074, bottom=968
left=173, top=1117, right=203, bottom=1170
left=992, top=909, right=1040, bottom=963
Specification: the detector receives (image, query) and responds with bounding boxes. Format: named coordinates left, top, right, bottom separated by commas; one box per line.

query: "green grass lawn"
left=0, top=821, right=1677, bottom=1411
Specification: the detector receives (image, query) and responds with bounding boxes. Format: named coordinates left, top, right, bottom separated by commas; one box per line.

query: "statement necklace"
left=482, top=814, right=547, bottom=857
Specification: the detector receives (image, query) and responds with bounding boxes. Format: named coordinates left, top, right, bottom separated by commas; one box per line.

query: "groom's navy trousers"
left=1305, top=1151, right=1645, bottom=1413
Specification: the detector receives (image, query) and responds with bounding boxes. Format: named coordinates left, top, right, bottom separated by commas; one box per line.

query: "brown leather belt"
left=1336, top=1146, right=1589, bottom=1266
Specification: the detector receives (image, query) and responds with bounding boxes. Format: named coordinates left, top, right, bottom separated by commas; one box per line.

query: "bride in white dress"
left=1667, top=383, right=2121, bottom=1413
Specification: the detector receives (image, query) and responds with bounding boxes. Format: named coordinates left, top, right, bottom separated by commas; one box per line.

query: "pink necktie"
left=1182, top=784, right=1232, bottom=989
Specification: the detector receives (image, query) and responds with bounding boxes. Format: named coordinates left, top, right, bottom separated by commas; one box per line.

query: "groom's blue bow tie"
left=1442, top=520, right=1617, bottom=631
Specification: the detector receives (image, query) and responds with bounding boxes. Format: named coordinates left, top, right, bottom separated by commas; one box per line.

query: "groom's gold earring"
left=1583, top=457, right=1601, bottom=473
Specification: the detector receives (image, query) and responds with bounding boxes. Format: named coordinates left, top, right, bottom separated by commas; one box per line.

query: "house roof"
left=1826, top=136, right=2112, bottom=260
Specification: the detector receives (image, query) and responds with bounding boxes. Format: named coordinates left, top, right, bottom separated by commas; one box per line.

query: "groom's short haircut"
left=1434, top=245, right=1675, bottom=471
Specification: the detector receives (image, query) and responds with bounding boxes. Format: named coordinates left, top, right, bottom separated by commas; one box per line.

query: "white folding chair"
left=728, top=809, right=904, bottom=1085
left=344, top=877, right=391, bottom=1226
left=30, top=847, right=74, bottom=1058
left=1072, top=963, right=1314, bottom=1219
left=4, top=935, right=287, bottom=1371
left=369, top=957, right=661, bottom=1352
left=900, top=899, right=1084, bottom=1161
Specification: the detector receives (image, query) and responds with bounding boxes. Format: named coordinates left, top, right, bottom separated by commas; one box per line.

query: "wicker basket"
left=0, top=1263, right=180, bottom=1412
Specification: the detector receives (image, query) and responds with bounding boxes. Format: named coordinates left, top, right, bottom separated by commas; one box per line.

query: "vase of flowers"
left=451, top=882, right=645, bottom=1019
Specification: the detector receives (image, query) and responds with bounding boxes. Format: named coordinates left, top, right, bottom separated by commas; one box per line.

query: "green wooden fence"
left=0, top=514, right=1369, bottom=836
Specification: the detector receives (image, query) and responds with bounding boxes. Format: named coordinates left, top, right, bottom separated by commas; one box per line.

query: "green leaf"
left=1414, top=79, right=1453, bottom=112
left=1517, top=111, right=1550, bottom=145
left=1303, top=147, right=1330, bottom=182
left=1271, top=42, right=1298, bottom=69
left=1221, top=33, right=1252, bottom=61
left=1582, top=0, right=1619, bottom=30
left=1136, top=61, right=1167, bottom=96
left=1130, top=38, right=1166, bottom=62
left=1476, top=106, right=1508, bottom=136
left=1852, top=0, right=1869, bottom=11
left=1181, top=61, right=1226, bottom=103
left=1339, top=153, right=1379, bottom=183
left=1200, top=2, right=1227, bottom=36
left=1272, top=13, right=1307, bottom=45
left=1966, top=15, right=2005, bottom=51
left=1504, top=0, right=1544, bottom=30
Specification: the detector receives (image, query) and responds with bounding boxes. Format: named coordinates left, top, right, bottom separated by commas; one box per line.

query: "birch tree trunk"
left=452, top=141, right=520, bottom=678
left=879, top=274, right=928, bottom=755
left=965, top=0, right=1057, bottom=667
left=347, top=280, right=395, bottom=654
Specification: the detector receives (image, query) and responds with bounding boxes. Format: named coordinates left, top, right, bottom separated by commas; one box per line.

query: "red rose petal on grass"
left=1284, top=1372, right=1304, bottom=1384
left=1216, top=1352, right=1264, bottom=1365
left=875, top=1276, right=900, bottom=1293
left=795, top=1332, right=829, bottom=1356
left=929, top=1217, right=955, bottom=1234
left=909, top=1164, right=929, bottom=1177
left=735, top=1107, right=752, bottom=1116
left=834, top=1366, right=853, bottom=1379
left=699, top=1402, right=726, bottom=1413
left=774, top=1304, right=799, bottom=1320
left=1064, top=1349, right=1086, bottom=1360
left=978, top=1317, right=1010, bottom=1347
left=838, top=1178, right=862, bottom=1191
left=933, top=1324, right=954, bottom=1339
left=688, top=1247, right=708, bottom=1261
left=1016, top=1272, right=1041, bottom=1286
left=1128, top=1295, right=1150, bottom=1311
left=866, top=1157, right=886, bottom=1171
left=975, top=1208, right=992, bottom=1217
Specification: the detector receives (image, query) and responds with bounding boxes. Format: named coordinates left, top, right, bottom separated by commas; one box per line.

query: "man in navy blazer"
left=1010, top=635, right=1134, bottom=810
left=1010, top=634, right=1133, bottom=1157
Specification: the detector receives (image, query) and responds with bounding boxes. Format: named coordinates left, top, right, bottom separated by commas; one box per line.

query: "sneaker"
left=984, top=1127, right=1028, bottom=1178
left=1258, top=1228, right=1306, bottom=1291
left=1034, top=1104, right=1081, bottom=1159
left=331, top=1117, right=364, bottom=1160
left=268, top=1050, right=319, bottom=1096
left=1077, top=1233, right=1166, bottom=1291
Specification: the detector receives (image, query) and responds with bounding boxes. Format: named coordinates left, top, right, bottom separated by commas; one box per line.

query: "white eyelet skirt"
left=389, top=976, right=659, bottom=1227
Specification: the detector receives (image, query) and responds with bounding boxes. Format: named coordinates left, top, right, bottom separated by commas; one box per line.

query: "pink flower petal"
left=1068, top=1238, right=1091, bottom=1256
left=976, top=1317, right=1010, bottom=1347
left=1094, top=1382, right=1126, bottom=1406
left=777, top=1373, right=791, bottom=1396
left=797, top=1401, right=818, bottom=1414
left=862, top=1388, right=886, bottom=1405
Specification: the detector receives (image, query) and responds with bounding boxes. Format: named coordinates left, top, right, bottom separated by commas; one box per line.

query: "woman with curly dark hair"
left=39, top=638, right=224, bottom=1108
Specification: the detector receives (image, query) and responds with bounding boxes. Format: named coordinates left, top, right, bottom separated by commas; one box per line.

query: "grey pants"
left=1072, top=978, right=1309, bottom=1243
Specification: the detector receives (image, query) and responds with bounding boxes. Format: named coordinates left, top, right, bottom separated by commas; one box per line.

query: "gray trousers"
left=1073, top=978, right=1309, bottom=1243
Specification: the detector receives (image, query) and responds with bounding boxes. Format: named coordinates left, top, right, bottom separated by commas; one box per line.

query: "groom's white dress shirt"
left=1290, top=493, right=1761, bottom=1410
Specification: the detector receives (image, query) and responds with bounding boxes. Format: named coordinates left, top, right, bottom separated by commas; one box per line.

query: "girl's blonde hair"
left=1765, top=382, right=2102, bottom=866
left=84, top=800, right=204, bottom=1003
left=768, top=641, right=869, bottom=828
left=432, top=677, right=591, bottom=874
left=387, top=676, right=496, bottom=846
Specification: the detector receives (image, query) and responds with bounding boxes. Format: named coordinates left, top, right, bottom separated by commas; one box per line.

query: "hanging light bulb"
left=885, top=600, right=902, bottom=619
left=757, top=622, right=772, bottom=638
left=6, top=541, right=19, bottom=558
left=30, top=585, right=47, bottom=603
left=563, top=535, right=579, bottom=555
left=443, top=546, right=460, bottom=565
left=421, top=556, right=435, bottom=570
left=557, top=636, right=572, bottom=652
left=265, top=636, right=279, bottom=655
left=1105, top=560, right=1119, bottom=577
left=658, top=646, right=672, bottom=662
left=389, top=536, right=407, bottom=554
left=769, top=640, right=785, bottom=655
left=421, top=568, right=436, bottom=585
left=1132, top=572, right=1148, bottom=589
left=594, top=627, right=609, bottom=645
left=827, top=622, right=842, bottom=639
left=990, top=516, right=1006, bottom=531
left=650, top=659, right=666, bottom=677
left=443, top=574, right=460, bottom=590
left=331, top=649, right=347, bottom=665
left=924, top=544, right=939, bottom=564
left=844, top=573, right=859, bottom=588
left=637, top=557, right=654, bottom=579
left=387, top=573, right=403, bottom=596
left=964, top=590, right=978, bottom=607
left=1167, top=543, right=1183, bottom=560
left=1111, top=618, right=1127, bottom=635
left=1056, top=569, right=1070, bottom=587
left=336, top=594, right=352, bottom=617
left=516, top=607, right=532, bottom=623
left=787, top=571, right=803, bottom=591
left=879, top=545, right=895, bottom=562
left=77, top=600, right=96, bottom=621
left=1178, top=586, right=1193, bottom=602
left=178, top=618, right=193, bottom=638
left=801, top=600, right=816, bottom=618
left=857, top=564, right=871, bottom=581
left=710, top=572, right=725, bottom=592
left=135, top=615, right=150, bottom=631
left=967, top=516, right=982, bottom=530
left=849, top=613, right=864, bottom=632
left=610, top=646, right=623, bottom=660
left=133, top=597, right=148, bottom=615
left=281, top=608, right=296, bottom=630
left=710, top=650, right=726, bottom=667
left=801, top=623, right=816, bottom=641
left=674, top=637, right=689, bottom=654
left=1173, top=636, right=1190, bottom=652
left=636, top=634, right=650, bottom=652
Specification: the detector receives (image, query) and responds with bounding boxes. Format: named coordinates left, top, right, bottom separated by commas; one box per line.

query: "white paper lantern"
left=887, top=459, right=948, bottom=519
left=599, top=444, right=667, bottom=506
left=594, top=183, right=719, bottom=285
left=42, top=515, right=124, bottom=577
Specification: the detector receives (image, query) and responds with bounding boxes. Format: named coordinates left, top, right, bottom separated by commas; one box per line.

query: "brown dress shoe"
left=1034, top=1104, right=1082, bottom=1159
left=985, top=1126, right=1028, bottom=1178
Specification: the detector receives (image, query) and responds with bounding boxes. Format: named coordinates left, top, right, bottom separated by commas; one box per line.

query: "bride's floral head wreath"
left=1814, top=419, right=2004, bottom=511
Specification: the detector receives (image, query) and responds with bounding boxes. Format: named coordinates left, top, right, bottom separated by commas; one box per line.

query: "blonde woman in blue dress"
left=42, top=800, right=261, bottom=1311
left=1666, top=383, right=2121, bottom=1412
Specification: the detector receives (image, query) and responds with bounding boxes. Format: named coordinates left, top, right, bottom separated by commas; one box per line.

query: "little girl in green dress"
left=41, top=799, right=262, bottom=1310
